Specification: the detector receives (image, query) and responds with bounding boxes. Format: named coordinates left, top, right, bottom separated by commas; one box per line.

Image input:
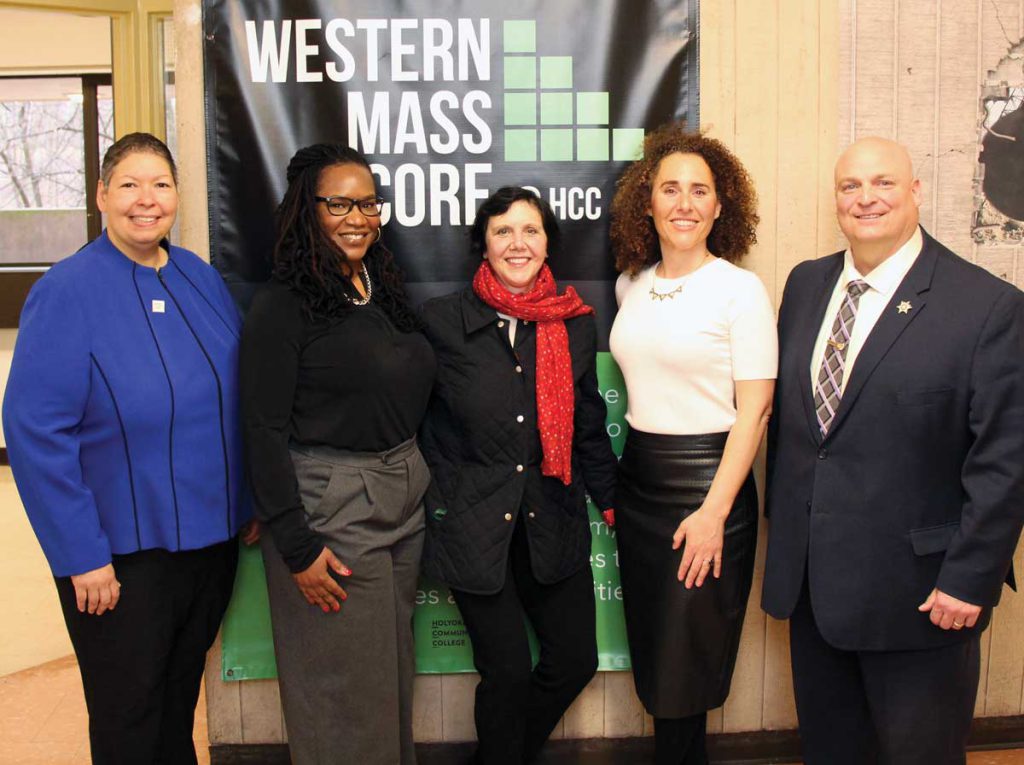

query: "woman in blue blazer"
left=3, top=133, right=255, bottom=765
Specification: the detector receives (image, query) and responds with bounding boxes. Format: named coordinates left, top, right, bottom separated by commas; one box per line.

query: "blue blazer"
left=763, top=229, right=1024, bottom=651
left=3, top=232, right=251, bottom=576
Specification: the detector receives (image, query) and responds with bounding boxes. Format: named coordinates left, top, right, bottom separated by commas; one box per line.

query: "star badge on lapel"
left=897, top=300, right=912, bottom=314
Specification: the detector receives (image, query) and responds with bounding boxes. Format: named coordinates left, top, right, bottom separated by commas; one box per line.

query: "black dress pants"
left=453, top=518, right=598, bottom=765
left=790, top=580, right=979, bottom=765
left=653, top=713, right=708, bottom=765
left=55, top=539, right=239, bottom=765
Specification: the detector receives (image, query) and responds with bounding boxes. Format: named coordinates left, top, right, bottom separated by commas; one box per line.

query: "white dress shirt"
left=496, top=311, right=519, bottom=345
left=809, top=227, right=923, bottom=394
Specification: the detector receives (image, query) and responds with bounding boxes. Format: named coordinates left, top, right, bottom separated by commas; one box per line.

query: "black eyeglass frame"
left=314, top=195, right=385, bottom=217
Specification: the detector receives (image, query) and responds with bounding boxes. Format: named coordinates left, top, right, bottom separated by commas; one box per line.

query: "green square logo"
left=576, top=92, right=609, bottom=125
left=504, top=93, right=537, bottom=126
left=576, top=129, right=609, bottom=161
left=539, top=57, right=573, bottom=88
left=613, top=129, right=645, bottom=161
left=540, top=92, right=572, bottom=125
left=505, top=129, right=537, bottom=162
left=541, top=129, right=573, bottom=161
left=504, top=57, right=536, bottom=89
left=504, top=20, right=536, bottom=53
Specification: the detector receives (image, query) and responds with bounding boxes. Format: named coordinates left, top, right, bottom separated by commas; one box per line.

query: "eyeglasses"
left=315, top=195, right=385, bottom=217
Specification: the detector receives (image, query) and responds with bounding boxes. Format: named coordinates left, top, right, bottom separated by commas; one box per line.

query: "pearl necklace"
left=349, top=262, right=372, bottom=306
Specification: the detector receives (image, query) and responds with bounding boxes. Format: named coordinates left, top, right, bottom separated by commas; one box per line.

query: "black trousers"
left=453, top=518, right=598, bottom=765
left=653, top=713, right=708, bottom=765
left=55, top=539, right=239, bottom=765
left=790, top=580, right=979, bottom=765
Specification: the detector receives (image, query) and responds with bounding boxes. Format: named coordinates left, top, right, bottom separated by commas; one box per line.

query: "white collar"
left=841, top=227, right=923, bottom=298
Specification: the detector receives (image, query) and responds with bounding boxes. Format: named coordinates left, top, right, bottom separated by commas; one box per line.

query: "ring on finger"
left=702, top=559, right=712, bottom=566
left=953, top=620, right=964, bottom=628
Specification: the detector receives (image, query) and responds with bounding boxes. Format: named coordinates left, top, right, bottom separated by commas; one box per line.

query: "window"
left=0, top=2, right=174, bottom=329
left=0, top=75, right=113, bottom=264
left=0, top=74, right=112, bottom=325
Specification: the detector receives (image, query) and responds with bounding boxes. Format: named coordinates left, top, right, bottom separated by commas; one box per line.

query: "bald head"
left=835, top=137, right=915, bottom=184
left=834, top=137, right=922, bottom=272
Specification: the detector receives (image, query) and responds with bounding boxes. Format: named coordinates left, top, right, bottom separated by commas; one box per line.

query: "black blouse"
left=241, top=281, right=436, bottom=571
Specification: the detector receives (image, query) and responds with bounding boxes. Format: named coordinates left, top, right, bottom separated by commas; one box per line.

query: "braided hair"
left=272, top=143, right=422, bottom=331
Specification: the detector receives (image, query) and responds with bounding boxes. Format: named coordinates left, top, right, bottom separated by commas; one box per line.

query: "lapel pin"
left=897, top=300, right=912, bottom=314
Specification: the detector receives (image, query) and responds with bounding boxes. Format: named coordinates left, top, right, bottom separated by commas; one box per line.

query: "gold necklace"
left=647, top=255, right=710, bottom=301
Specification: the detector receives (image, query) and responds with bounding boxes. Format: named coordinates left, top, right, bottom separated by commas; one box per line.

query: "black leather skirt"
left=615, top=429, right=758, bottom=718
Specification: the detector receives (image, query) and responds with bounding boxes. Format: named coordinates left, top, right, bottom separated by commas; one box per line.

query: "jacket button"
left=516, top=464, right=524, bottom=472
left=516, top=415, right=524, bottom=423
left=515, top=365, right=523, bottom=373
left=497, top=320, right=505, bottom=328
left=528, top=511, right=536, bottom=518
left=504, top=513, right=513, bottom=521
left=817, top=448, right=828, bottom=460
left=805, top=501, right=812, bottom=513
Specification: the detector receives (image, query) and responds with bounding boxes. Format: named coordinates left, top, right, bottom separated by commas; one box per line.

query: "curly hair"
left=610, top=124, right=759, bottom=276
left=272, top=143, right=422, bottom=331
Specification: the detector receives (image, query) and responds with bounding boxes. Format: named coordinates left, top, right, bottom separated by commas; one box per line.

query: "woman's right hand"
left=292, top=547, right=351, bottom=613
left=70, top=563, right=120, bottom=615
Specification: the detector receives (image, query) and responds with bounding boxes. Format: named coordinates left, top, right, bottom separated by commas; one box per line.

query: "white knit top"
left=609, top=258, right=778, bottom=435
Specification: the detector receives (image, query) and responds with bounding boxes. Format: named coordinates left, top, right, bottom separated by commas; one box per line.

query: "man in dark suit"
left=763, top=136, right=1024, bottom=764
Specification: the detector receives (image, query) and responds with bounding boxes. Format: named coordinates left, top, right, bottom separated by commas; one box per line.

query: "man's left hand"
left=918, top=588, right=983, bottom=630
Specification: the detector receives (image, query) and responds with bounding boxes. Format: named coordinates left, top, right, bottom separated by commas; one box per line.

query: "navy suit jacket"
left=762, top=229, right=1024, bottom=651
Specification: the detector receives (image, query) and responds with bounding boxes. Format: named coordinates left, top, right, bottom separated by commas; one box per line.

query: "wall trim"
left=209, top=716, right=1024, bottom=764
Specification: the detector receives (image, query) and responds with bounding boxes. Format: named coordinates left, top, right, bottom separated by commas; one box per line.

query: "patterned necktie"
left=814, top=279, right=870, bottom=436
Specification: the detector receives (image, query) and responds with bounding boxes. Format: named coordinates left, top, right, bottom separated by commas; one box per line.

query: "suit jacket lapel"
left=799, top=255, right=844, bottom=443
left=825, top=233, right=939, bottom=438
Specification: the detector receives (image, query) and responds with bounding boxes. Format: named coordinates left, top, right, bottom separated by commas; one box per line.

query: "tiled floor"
left=2, top=655, right=1023, bottom=765
left=0, top=655, right=209, bottom=765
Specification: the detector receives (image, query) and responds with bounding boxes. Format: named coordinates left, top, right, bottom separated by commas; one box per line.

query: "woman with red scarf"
left=420, top=187, right=617, bottom=764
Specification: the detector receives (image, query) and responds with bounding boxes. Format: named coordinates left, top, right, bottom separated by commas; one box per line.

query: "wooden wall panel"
left=602, top=672, right=644, bottom=737
left=820, top=0, right=845, bottom=257
left=934, top=0, right=981, bottom=259
left=239, top=680, right=283, bottom=744
left=698, top=0, right=737, bottom=142
left=980, top=0, right=1023, bottom=81
left=562, top=673, right=605, bottom=738
left=203, top=637, right=242, bottom=744
left=852, top=0, right=898, bottom=136
left=412, top=675, right=443, bottom=743
left=895, top=0, right=938, bottom=228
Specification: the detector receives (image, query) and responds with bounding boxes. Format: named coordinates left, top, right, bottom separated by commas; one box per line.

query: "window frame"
left=0, top=0, right=173, bottom=328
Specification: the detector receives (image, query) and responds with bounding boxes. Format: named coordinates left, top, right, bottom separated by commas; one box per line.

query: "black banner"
left=202, top=0, right=698, bottom=339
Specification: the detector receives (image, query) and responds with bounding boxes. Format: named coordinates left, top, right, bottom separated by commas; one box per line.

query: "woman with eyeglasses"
left=241, top=143, right=435, bottom=765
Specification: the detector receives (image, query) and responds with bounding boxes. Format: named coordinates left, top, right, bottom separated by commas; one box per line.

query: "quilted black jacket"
left=419, top=288, right=617, bottom=594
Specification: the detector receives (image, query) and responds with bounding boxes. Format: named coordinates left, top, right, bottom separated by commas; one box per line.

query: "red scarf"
left=472, top=262, right=594, bottom=485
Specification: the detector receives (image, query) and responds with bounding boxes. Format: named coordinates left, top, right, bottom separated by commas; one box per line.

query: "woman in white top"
left=608, top=125, right=777, bottom=765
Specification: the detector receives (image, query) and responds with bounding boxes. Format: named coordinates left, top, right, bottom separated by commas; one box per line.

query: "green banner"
left=221, top=353, right=631, bottom=679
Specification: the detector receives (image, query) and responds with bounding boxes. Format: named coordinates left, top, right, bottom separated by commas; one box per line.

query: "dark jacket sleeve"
left=936, top=287, right=1024, bottom=605
left=571, top=314, right=617, bottom=511
left=240, top=286, right=324, bottom=573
